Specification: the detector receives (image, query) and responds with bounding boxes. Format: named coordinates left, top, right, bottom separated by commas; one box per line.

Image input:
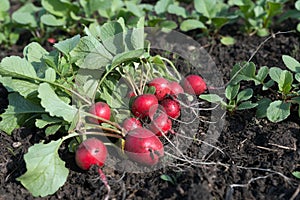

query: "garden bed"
left=1, top=30, right=299, bottom=200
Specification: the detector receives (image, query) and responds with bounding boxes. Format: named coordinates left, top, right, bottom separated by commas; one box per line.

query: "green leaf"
left=256, top=98, right=272, bottom=118
left=100, top=79, right=128, bottom=109
left=267, top=1, right=283, bottom=18
left=40, top=14, right=65, bottom=26
left=292, top=171, right=300, bottom=179
left=125, top=1, right=143, bottom=17
left=70, top=36, right=113, bottom=69
left=9, top=32, right=20, bottom=44
left=154, top=0, right=172, bottom=15
left=296, top=0, right=300, bottom=11
left=147, top=86, right=156, bottom=94
left=85, top=22, right=101, bottom=39
left=282, top=55, right=300, bottom=73
left=267, top=100, right=291, bottom=123
left=199, top=94, right=224, bottom=103
left=220, top=36, right=235, bottom=46
left=36, top=114, right=62, bottom=136
left=211, top=17, right=230, bottom=29
left=159, top=20, right=178, bottom=30
left=167, top=4, right=187, bottom=18
left=225, top=84, right=240, bottom=100
left=17, top=139, right=69, bottom=197
left=100, top=21, right=125, bottom=54
left=0, top=0, right=10, bottom=11
left=237, top=88, right=253, bottom=103
left=44, top=51, right=60, bottom=71
left=12, top=3, right=40, bottom=27
left=75, top=69, right=101, bottom=100
left=112, top=49, right=144, bottom=67
left=136, top=17, right=145, bottom=29
left=230, top=62, right=256, bottom=84
left=45, top=124, right=62, bottom=136
left=130, top=27, right=144, bottom=50
left=35, top=114, right=62, bottom=129
left=237, top=101, right=258, bottom=110
left=0, top=93, right=44, bottom=134
left=23, top=43, right=50, bottom=79
left=160, top=174, right=175, bottom=184
left=194, top=0, right=215, bottom=19
left=0, top=76, right=38, bottom=98
left=262, top=79, right=274, bottom=90
left=291, top=96, right=300, bottom=104
left=0, top=56, right=37, bottom=80
left=278, top=70, right=293, bottom=94
left=254, top=5, right=264, bottom=18
left=41, top=0, right=71, bottom=17
left=295, top=73, right=300, bottom=82
left=44, top=68, right=56, bottom=82
left=38, top=83, right=77, bottom=122
left=269, top=67, right=282, bottom=83
left=54, top=34, right=80, bottom=56
left=255, top=66, right=269, bottom=85
left=180, top=19, right=206, bottom=31
left=297, top=23, right=300, bottom=32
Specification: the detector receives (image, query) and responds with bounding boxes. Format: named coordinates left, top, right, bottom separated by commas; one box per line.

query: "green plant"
left=230, top=0, right=288, bottom=36
left=279, top=0, right=300, bottom=32
left=0, top=0, right=20, bottom=46
left=191, top=0, right=238, bottom=33
left=145, top=0, right=184, bottom=30
left=148, top=0, right=237, bottom=38
left=200, top=82, right=257, bottom=112
left=1, top=0, right=151, bottom=45
left=200, top=55, right=300, bottom=122
left=160, top=174, right=178, bottom=184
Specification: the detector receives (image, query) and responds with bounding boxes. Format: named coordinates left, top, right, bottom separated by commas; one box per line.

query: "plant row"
left=1, top=0, right=300, bottom=46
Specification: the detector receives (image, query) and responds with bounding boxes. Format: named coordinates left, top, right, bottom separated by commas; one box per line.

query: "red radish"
left=122, top=117, right=142, bottom=132
left=149, top=106, right=172, bottom=136
left=124, top=128, right=164, bottom=166
left=88, top=102, right=111, bottom=124
left=75, top=137, right=107, bottom=170
left=149, top=111, right=172, bottom=136
left=148, top=77, right=171, bottom=101
left=131, top=94, right=158, bottom=118
left=181, top=74, right=207, bottom=95
left=168, top=81, right=184, bottom=96
left=75, top=138, right=110, bottom=199
left=160, top=98, right=181, bottom=119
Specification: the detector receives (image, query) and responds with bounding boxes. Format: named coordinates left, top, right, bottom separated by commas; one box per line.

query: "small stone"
left=12, top=142, right=22, bottom=148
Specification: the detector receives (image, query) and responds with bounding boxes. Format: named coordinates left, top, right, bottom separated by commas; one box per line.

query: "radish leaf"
left=53, top=34, right=80, bottom=56
left=0, top=93, right=44, bottom=134
left=70, top=36, right=113, bottom=69
left=17, top=139, right=68, bottom=197
left=282, top=55, right=300, bottom=73
left=267, top=100, right=291, bottom=123
left=279, top=70, right=293, bottom=94
left=38, top=83, right=77, bottom=122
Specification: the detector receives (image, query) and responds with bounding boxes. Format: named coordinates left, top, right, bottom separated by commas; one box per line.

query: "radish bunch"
left=76, top=74, right=206, bottom=168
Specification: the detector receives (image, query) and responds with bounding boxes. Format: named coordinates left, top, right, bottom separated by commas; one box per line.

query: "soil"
left=1, top=3, right=300, bottom=200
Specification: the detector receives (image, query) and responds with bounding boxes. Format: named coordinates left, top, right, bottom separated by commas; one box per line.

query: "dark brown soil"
left=1, top=6, right=300, bottom=200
